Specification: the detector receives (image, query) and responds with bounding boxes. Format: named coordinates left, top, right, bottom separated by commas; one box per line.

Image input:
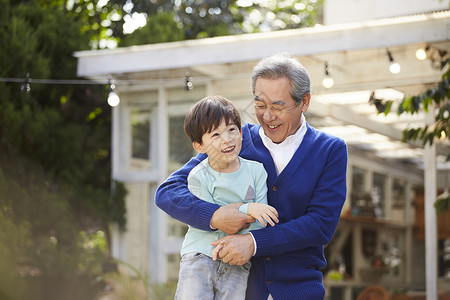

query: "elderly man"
left=156, top=53, right=348, bottom=300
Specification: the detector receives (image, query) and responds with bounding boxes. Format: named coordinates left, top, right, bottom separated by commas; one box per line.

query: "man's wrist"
left=249, top=232, right=257, bottom=256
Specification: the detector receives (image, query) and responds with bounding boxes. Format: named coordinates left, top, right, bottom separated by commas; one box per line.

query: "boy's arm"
left=239, top=166, right=278, bottom=227
left=155, top=154, right=218, bottom=231
left=155, top=154, right=253, bottom=233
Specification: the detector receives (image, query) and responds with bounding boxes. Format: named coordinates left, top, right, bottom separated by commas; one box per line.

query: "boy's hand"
left=248, top=203, right=279, bottom=227
left=211, top=242, right=224, bottom=261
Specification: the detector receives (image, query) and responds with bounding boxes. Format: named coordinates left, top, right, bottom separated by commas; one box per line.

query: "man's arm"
left=155, top=154, right=253, bottom=233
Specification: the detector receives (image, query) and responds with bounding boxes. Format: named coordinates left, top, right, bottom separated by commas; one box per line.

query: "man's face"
left=254, top=77, right=309, bottom=144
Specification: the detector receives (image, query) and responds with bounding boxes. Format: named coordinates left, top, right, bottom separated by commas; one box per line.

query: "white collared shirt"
left=258, top=114, right=307, bottom=175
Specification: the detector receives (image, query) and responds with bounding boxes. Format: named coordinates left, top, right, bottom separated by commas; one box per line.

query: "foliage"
left=50, top=0, right=324, bottom=48
left=371, top=54, right=450, bottom=215
left=98, top=260, right=177, bottom=300
left=434, top=192, right=450, bottom=215
left=116, top=0, right=324, bottom=47
left=0, top=0, right=126, bottom=298
left=0, top=151, right=110, bottom=299
left=0, top=206, right=27, bottom=300
left=371, top=57, right=450, bottom=161
left=230, top=0, right=324, bottom=33
left=119, top=11, right=185, bottom=47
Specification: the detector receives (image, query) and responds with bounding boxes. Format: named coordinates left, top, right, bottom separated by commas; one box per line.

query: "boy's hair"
left=184, top=95, right=242, bottom=144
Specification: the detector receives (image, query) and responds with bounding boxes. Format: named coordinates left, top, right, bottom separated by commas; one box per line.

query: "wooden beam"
left=75, top=11, right=450, bottom=77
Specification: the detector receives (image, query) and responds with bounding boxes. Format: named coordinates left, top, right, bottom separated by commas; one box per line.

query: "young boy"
left=174, top=95, right=278, bottom=300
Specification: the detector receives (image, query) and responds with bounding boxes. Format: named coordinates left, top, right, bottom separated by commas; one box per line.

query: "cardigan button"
left=266, top=279, right=271, bottom=284
left=272, top=186, right=278, bottom=191
left=265, top=256, right=271, bottom=261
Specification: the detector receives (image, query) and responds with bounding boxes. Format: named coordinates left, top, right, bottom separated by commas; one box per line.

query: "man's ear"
left=193, top=141, right=206, bottom=154
left=301, top=93, right=311, bottom=113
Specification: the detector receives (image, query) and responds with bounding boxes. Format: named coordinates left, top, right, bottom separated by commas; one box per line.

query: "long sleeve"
left=155, top=153, right=220, bottom=231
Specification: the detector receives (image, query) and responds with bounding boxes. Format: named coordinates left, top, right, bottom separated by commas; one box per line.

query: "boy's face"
left=193, top=118, right=242, bottom=172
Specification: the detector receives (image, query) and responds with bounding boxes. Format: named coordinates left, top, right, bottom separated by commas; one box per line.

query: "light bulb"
left=322, top=76, right=334, bottom=88
left=416, top=48, right=427, bottom=60
left=389, top=62, right=401, bottom=74
left=108, top=91, right=120, bottom=107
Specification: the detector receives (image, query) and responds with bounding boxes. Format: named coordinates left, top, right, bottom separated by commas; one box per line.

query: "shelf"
left=340, top=215, right=408, bottom=229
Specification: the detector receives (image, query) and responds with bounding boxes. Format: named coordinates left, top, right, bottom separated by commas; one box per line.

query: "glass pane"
left=372, top=172, right=386, bottom=218
left=391, top=178, right=406, bottom=221
left=167, top=216, right=188, bottom=238
left=351, top=166, right=366, bottom=193
left=168, top=115, right=196, bottom=173
left=350, top=166, right=368, bottom=217
left=130, top=108, right=152, bottom=170
left=167, top=253, right=181, bottom=283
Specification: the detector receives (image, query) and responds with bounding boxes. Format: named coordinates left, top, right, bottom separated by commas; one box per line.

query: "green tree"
left=0, top=1, right=126, bottom=298
left=117, top=0, right=324, bottom=46
left=33, top=0, right=323, bottom=48
left=230, top=0, right=323, bottom=33
left=120, top=11, right=185, bottom=47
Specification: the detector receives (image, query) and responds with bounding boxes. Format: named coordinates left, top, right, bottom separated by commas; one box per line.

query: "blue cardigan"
left=155, top=122, right=348, bottom=300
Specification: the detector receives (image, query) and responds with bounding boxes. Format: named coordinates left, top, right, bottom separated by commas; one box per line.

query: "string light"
left=322, top=62, right=334, bottom=89
left=415, top=45, right=429, bottom=60
left=20, top=73, right=31, bottom=93
left=0, top=75, right=128, bottom=106
left=107, top=78, right=120, bottom=107
left=386, top=49, right=401, bottom=74
left=185, top=73, right=193, bottom=91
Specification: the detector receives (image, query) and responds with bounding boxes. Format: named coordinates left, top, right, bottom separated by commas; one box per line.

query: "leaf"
left=434, top=192, right=450, bottom=215
left=413, top=96, right=420, bottom=112
left=422, top=95, right=429, bottom=112
left=384, top=101, right=393, bottom=115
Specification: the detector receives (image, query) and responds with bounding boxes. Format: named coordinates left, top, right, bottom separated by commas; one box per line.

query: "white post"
left=424, top=106, right=438, bottom=300
left=110, top=104, right=121, bottom=259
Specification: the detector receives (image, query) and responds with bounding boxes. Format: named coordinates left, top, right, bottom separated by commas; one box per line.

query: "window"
left=167, top=216, right=188, bottom=238
left=168, top=115, right=196, bottom=173
left=167, top=253, right=181, bottom=283
left=129, top=107, right=154, bottom=171
left=372, top=172, right=386, bottom=218
left=352, top=166, right=366, bottom=193
left=351, top=166, right=370, bottom=217
left=132, top=108, right=151, bottom=160
left=391, top=178, right=406, bottom=221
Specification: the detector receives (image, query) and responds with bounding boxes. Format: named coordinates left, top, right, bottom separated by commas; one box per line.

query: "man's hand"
left=211, top=234, right=254, bottom=265
left=211, top=203, right=254, bottom=234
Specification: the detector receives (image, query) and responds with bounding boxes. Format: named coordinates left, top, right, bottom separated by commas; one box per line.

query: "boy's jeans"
left=175, top=252, right=251, bottom=300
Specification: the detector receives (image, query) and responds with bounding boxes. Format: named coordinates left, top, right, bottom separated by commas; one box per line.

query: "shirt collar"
left=259, top=114, right=307, bottom=149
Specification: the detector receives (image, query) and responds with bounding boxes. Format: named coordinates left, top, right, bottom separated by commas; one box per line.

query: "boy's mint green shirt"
left=180, top=157, right=268, bottom=257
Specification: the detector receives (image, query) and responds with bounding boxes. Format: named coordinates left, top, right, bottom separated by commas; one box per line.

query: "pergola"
left=77, top=10, right=449, bottom=166
left=76, top=10, right=450, bottom=298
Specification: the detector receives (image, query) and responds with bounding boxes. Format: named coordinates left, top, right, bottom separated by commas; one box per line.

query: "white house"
left=75, top=0, right=450, bottom=298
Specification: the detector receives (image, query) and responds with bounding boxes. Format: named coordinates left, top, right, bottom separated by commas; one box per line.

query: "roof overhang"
left=75, top=11, right=450, bottom=78
left=75, top=11, right=450, bottom=176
